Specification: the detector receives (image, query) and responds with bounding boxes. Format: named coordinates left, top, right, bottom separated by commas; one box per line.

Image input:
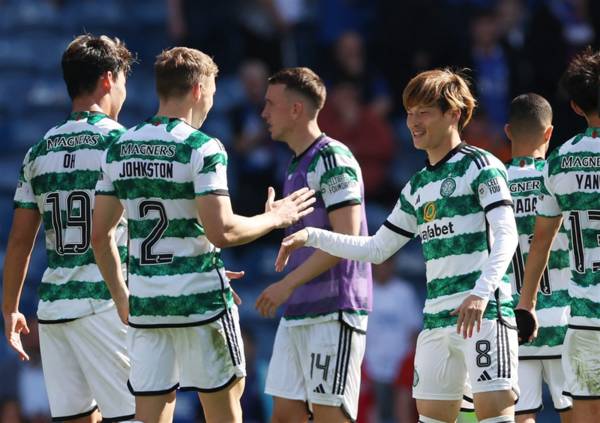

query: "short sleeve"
left=470, top=161, right=513, bottom=212
left=536, top=161, right=561, bottom=218
left=307, top=143, right=362, bottom=212
left=383, top=183, right=417, bottom=238
left=13, top=150, right=38, bottom=210
left=95, top=150, right=116, bottom=196
left=193, top=138, right=229, bottom=196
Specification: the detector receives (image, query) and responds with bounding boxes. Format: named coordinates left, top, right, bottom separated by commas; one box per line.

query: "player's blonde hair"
left=402, top=69, right=476, bottom=131
left=154, top=47, right=218, bottom=99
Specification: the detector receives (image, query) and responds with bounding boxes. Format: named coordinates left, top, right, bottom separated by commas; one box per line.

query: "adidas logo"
left=477, top=370, right=492, bottom=382
left=313, top=384, right=326, bottom=394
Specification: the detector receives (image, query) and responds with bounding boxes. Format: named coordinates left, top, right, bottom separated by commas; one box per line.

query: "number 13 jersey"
left=537, top=128, right=600, bottom=330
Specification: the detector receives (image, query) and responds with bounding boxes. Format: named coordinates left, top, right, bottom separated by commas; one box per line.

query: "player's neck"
left=156, top=102, right=193, bottom=125
left=426, top=131, right=462, bottom=166
left=71, top=96, right=110, bottom=118
left=511, top=139, right=546, bottom=160
left=287, top=120, right=323, bottom=156
left=585, top=114, right=600, bottom=128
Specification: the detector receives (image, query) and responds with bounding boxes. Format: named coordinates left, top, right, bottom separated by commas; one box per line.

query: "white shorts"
left=413, top=319, right=519, bottom=401
left=562, top=328, right=600, bottom=399
left=516, top=358, right=572, bottom=414
left=265, top=319, right=366, bottom=421
left=127, top=306, right=245, bottom=395
left=39, top=308, right=134, bottom=421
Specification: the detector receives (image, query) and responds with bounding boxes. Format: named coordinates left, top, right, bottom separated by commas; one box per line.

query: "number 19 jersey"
left=537, top=128, right=600, bottom=329
left=506, top=157, right=570, bottom=358
left=96, top=116, right=232, bottom=327
left=13, top=111, right=127, bottom=322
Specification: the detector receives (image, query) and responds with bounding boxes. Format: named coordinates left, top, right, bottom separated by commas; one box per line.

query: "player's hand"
left=451, top=295, right=488, bottom=338
left=4, top=311, right=30, bottom=361
left=226, top=270, right=245, bottom=305
left=113, top=292, right=130, bottom=326
left=265, top=186, right=316, bottom=228
left=275, top=229, right=309, bottom=272
left=255, top=280, right=294, bottom=318
left=514, top=302, right=539, bottom=344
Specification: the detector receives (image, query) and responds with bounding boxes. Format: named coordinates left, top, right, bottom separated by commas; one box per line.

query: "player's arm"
left=454, top=163, right=518, bottom=338
left=515, top=215, right=562, bottom=340
left=274, top=190, right=416, bottom=271
left=196, top=186, right=314, bottom=248
left=256, top=204, right=363, bottom=317
left=91, top=195, right=129, bottom=324
left=2, top=208, right=41, bottom=361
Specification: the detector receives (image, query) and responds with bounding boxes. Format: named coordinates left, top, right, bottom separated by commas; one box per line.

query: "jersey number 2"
left=139, top=200, right=174, bottom=265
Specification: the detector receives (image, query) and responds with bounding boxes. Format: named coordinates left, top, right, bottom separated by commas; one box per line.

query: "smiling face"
left=261, top=83, right=295, bottom=141
left=406, top=103, right=458, bottom=152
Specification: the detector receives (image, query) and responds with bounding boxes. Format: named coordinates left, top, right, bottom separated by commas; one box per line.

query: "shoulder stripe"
left=383, top=220, right=414, bottom=238
left=463, top=145, right=490, bottom=169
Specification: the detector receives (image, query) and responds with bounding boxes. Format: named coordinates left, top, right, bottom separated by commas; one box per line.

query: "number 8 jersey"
left=13, top=111, right=127, bottom=322
left=96, top=116, right=232, bottom=327
left=537, top=128, right=600, bottom=330
left=506, top=157, right=570, bottom=358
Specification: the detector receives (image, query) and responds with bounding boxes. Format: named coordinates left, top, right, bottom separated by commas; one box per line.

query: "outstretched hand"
left=4, top=312, right=30, bottom=361
left=255, top=280, right=294, bottom=318
left=275, top=229, right=309, bottom=272
left=265, top=187, right=315, bottom=228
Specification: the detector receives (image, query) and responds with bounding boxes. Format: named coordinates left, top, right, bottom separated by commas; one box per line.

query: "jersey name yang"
left=13, top=111, right=127, bottom=322
left=506, top=157, right=570, bottom=358
left=386, top=143, right=515, bottom=330
left=537, top=127, right=600, bottom=329
left=96, top=116, right=232, bottom=327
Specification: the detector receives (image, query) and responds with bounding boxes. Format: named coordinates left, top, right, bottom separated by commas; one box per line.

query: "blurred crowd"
left=1, top=0, right=599, bottom=422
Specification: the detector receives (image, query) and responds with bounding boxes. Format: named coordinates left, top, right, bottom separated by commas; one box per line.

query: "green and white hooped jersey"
left=506, top=157, right=570, bottom=358
left=537, top=128, right=600, bottom=329
left=388, top=143, right=515, bottom=330
left=13, top=111, right=127, bottom=322
left=96, top=116, right=233, bottom=328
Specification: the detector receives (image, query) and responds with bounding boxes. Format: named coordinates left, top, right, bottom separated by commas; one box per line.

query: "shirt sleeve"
left=95, top=150, right=117, bottom=196
left=193, top=138, right=229, bottom=196
left=470, top=161, right=513, bottom=213
left=305, top=189, right=416, bottom=264
left=13, top=149, right=38, bottom=210
left=307, top=144, right=362, bottom=212
left=471, top=205, right=518, bottom=299
left=536, top=161, right=561, bottom=218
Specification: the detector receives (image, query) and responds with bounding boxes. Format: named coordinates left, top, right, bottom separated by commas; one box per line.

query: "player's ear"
left=544, top=125, right=554, bottom=142
left=100, top=71, right=113, bottom=93
left=570, top=100, right=587, bottom=117
left=504, top=124, right=512, bottom=141
left=291, top=100, right=304, bottom=119
left=191, top=81, right=202, bottom=102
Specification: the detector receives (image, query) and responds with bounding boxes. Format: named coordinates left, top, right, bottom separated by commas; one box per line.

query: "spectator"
left=365, top=259, right=421, bottom=423
left=326, top=31, right=393, bottom=118
left=318, top=81, right=395, bottom=203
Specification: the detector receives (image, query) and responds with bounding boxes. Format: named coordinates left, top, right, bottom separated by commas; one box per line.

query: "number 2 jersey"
left=13, top=111, right=127, bottom=322
left=96, top=116, right=232, bottom=327
left=506, top=156, right=570, bottom=358
left=537, top=127, right=600, bottom=330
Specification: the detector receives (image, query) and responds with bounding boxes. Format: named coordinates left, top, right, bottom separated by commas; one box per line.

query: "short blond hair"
left=402, top=69, right=476, bottom=131
left=155, top=47, right=218, bottom=99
